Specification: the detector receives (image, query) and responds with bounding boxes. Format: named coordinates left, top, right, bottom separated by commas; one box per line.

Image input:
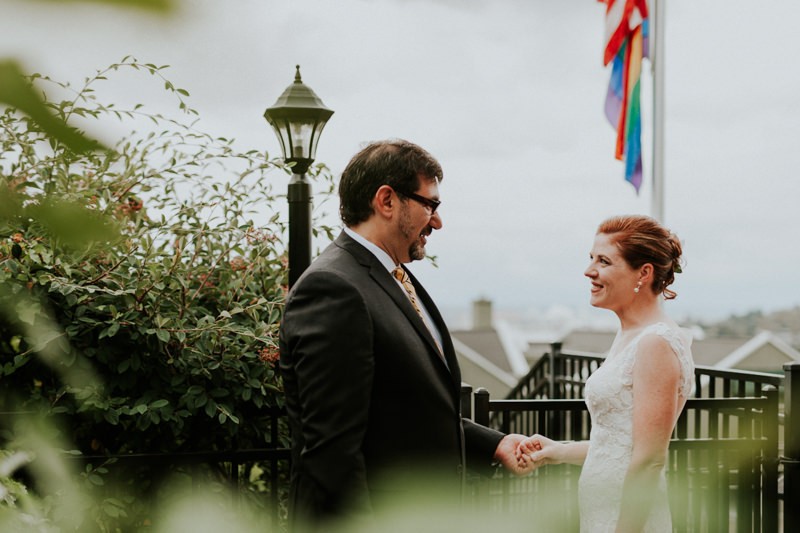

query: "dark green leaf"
left=149, top=399, right=169, bottom=409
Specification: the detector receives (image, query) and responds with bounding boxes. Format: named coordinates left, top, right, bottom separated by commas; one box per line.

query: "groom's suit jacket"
left=279, top=231, right=504, bottom=526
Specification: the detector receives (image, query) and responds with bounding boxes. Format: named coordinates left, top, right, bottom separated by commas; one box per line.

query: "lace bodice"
left=578, top=322, right=694, bottom=532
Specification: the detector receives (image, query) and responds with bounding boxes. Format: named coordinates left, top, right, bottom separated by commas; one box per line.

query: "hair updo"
left=596, top=215, right=684, bottom=300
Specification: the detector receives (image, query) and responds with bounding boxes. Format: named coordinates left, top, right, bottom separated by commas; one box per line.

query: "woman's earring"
left=634, top=281, right=642, bottom=294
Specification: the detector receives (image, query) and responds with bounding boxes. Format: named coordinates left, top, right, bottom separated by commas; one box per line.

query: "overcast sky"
left=4, top=0, right=799, bottom=327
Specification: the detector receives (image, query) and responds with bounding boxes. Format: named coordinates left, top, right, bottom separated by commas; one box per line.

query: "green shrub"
left=0, top=58, right=335, bottom=530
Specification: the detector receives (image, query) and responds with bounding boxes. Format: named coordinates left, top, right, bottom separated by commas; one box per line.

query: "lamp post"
left=264, top=66, right=334, bottom=288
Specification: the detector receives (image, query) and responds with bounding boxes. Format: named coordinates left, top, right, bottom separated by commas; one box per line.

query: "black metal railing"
left=693, top=364, right=784, bottom=398
left=73, top=447, right=291, bottom=529
left=504, top=343, right=604, bottom=401
left=2, top=405, right=291, bottom=530
left=468, top=387, right=780, bottom=532
left=507, top=343, right=786, bottom=403
left=467, top=344, right=800, bottom=532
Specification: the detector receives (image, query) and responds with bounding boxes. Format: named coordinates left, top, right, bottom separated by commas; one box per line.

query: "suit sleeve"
left=463, top=417, right=505, bottom=475
left=281, top=270, right=374, bottom=513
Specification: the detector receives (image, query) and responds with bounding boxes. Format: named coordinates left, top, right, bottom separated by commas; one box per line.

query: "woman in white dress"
left=517, top=215, right=694, bottom=533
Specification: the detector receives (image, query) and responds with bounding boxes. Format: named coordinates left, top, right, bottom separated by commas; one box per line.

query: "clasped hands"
left=494, top=433, right=557, bottom=476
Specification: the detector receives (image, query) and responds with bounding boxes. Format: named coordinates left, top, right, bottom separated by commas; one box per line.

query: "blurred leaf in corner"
left=27, top=197, right=123, bottom=250
left=0, top=187, right=22, bottom=222
left=0, top=188, right=121, bottom=252
left=38, top=0, right=175, bottom=13
left=0, top=60, right=105, bottom=154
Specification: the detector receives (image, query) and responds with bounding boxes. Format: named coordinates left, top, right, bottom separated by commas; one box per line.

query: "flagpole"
left=651, top=0, right=665, bottom=222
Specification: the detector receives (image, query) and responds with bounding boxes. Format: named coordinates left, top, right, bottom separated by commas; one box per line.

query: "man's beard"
left=400, top=205, right=427, bottom=262
left=408, top=240, right=425, bottom=261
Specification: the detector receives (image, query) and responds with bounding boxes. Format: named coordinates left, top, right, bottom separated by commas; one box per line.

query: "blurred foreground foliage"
left=0, top=56, right=336, bottom=530
left=0, top=0, right=174, bottom=154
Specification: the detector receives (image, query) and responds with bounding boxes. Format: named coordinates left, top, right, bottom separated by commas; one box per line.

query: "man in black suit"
left=279, top=139, right=527, bottom=530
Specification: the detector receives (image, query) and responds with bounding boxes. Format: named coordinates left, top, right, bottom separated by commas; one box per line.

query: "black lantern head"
left=264, top=65, right=334, bottom=175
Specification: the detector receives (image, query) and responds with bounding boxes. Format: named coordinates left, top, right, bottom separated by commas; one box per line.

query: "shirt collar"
left=344, top=226, right=397, bottom=273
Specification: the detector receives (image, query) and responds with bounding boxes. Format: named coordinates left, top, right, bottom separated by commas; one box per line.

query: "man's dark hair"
left=338, top=139, right=443, bottom=226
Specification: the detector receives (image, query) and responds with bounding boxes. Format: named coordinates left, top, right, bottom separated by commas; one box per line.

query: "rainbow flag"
left=599, top=0, right=649, bottom=193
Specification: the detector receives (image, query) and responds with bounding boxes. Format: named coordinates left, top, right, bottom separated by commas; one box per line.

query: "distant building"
left=450, top=299, right=527, bottom=398
left=711, top=331, right=800, bottom=373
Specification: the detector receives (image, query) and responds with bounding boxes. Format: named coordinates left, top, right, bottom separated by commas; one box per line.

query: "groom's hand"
left=494, top=433, right=537, bottom=476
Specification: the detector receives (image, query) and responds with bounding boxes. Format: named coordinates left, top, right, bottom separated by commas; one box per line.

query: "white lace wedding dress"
left=578, top=322, right=694, bottom=532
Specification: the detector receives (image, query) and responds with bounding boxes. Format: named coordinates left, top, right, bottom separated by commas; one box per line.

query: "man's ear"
left=373, top=185, right=396, bottom=218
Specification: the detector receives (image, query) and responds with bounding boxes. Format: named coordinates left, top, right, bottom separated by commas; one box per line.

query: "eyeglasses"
left=399, top=191, right=441, bottom=215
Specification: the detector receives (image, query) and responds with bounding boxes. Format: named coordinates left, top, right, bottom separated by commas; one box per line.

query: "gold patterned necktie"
left=392, top=267, right=444, bottom=357
left=392, top=267, right=423, bottom=316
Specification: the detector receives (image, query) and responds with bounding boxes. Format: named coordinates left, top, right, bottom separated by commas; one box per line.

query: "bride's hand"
left=516, top=434, right=561, bottom=469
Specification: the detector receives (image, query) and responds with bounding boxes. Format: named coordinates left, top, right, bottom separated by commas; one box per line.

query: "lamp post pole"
left=264, top=66, right=333, bottom=288
left=287, top=172, right=311, bottom=288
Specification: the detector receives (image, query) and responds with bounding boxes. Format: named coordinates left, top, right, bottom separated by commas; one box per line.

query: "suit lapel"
left=335, top=232, right=454, bottom=377
left=405, top=268, right=461, bottom=385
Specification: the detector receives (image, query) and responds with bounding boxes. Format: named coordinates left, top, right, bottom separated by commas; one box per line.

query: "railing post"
left=270, top=409, right=281, bottom=530
left=461, top=383, right=473, bottom=420
left=783, top=362, right=800, bottom=533
left=474, top=387, right=490, bottom=427
left=548, top=342, right=562, bottom=399
left=762, top=386, right=779, bottom=533
left=547, top=342, right=564, bottom=441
